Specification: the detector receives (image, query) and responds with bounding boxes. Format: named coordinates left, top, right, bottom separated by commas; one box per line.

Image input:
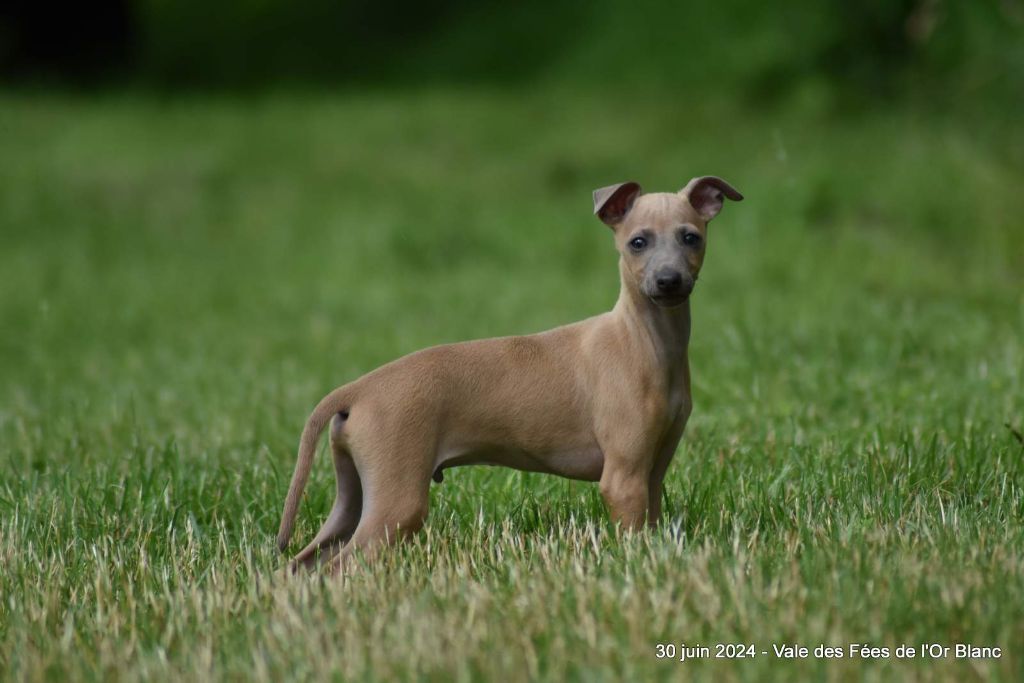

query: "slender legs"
left=290, top=436, right=363, bottom=570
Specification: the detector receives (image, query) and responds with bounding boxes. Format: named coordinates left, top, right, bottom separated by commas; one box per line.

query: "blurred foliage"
left=2, top=0, right=1022, bottom=115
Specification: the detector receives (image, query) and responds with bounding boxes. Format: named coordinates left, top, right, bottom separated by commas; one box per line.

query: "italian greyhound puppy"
left=277, top=176, right=742, bottom=572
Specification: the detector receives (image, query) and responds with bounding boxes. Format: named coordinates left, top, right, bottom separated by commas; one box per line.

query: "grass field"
left=1, top=89, right=1023, bottom=681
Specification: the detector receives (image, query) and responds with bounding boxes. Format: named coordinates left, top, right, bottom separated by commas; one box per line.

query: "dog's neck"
left=612, top=264, right=691, bottom=376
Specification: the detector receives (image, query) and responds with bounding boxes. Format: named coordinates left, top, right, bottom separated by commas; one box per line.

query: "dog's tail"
left=276, top=384, right=355, bottom=552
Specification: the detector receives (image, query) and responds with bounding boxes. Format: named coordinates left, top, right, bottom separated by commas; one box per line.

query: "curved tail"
left=276, top=385, right=354, bottom=552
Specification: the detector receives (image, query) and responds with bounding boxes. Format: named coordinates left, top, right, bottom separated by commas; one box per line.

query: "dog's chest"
left=645, top=366, right=690, bottom=421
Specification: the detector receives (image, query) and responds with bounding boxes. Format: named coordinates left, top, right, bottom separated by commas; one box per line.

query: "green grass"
left=1, top=88, right=1023, bottom=681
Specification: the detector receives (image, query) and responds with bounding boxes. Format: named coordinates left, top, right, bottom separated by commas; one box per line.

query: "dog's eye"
left=628, top=236, right=648, bottom=251
left=681, top=232, right=702, bottom=247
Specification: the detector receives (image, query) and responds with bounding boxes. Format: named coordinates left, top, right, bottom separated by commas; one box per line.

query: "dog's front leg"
left=599, top=459, right=651, bottom=531
left=594, top=404, right=659, bottom=530
left=646, top=414, right=689, bottom=527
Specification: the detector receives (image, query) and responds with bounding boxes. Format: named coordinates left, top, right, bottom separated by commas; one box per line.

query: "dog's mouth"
left=647, top=281, right=694, bottom=307
left=649, top=292, right=690, bottom=307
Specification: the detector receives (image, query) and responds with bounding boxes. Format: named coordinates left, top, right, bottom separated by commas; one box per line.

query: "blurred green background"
left=3, top=0, right=1024, bottom=105
left=2, top=2, right=1024, bottom=681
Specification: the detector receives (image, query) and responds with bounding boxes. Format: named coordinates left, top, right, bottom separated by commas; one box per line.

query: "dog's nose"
left=655, top=269, right=683, bottom=292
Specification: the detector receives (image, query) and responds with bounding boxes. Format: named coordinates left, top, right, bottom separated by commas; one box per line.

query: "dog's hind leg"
left=324, top=451, right=432, bottom=574
left=290, top=415, right=363, bottom=571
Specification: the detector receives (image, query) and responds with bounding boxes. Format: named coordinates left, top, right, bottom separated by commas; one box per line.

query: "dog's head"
left=593, top=177, right=742, bottom=307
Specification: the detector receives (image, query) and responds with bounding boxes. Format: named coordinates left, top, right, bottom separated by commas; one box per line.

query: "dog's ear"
left=593, top=182, right=642, bottom=227
left=680, top=176, right=743, bottom=221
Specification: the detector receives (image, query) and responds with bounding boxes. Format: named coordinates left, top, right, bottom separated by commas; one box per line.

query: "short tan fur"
left=277, top=176, right=743, bottom=573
